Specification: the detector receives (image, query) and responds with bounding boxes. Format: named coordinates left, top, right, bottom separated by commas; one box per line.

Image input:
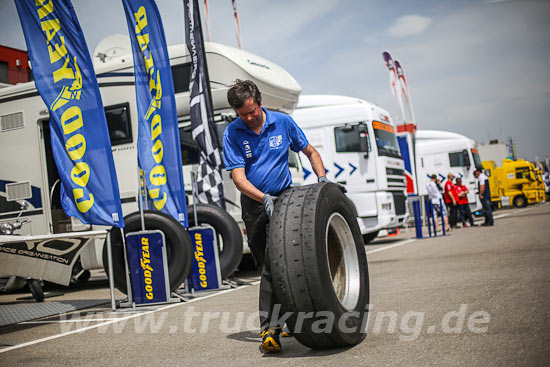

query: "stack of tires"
left=269, top=183, right=370, bottom=349
left=103, top=205, right=243, bottom=294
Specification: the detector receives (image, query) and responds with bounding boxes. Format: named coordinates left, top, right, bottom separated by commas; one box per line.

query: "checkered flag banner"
left=184, top=0, right=226, bottom=209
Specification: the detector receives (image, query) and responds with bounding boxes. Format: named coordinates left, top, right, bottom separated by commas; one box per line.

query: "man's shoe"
left=259, top=328, right=282, bottom=354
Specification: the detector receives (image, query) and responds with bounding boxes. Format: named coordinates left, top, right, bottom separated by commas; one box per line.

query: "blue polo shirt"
left=223, top=107, right=308, bottom=195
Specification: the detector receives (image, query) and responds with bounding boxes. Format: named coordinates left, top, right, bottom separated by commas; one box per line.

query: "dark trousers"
left=240, top=193, right=280, bottom=332
left=459, top=204, right=474, bottom=225
left=481, top=197, right=494, bottom=225
left=447, top=202, right=458, bottom=228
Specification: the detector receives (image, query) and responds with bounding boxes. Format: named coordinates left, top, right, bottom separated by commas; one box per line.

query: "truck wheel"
left=103, top=210, right=193, bottom=294
left=188, top=204, right=243, bottom=279
left=362, top=230, right=379, bottom=244
left=513, top=195, right=527, bottom=208
left=269, top=183, right=370, bottom=350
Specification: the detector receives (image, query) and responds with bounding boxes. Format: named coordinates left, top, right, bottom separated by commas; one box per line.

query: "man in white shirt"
left=426, top=174, right=449, bottom=232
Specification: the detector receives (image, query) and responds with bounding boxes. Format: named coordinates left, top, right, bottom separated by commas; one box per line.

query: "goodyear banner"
left=122, top=0, right=188, bottom=226
left=15, top=0, right=124, bottom=227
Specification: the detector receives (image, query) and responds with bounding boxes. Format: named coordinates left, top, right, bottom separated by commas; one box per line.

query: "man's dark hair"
left=227, top=79, right=262, bottom=110
left=431, top=174, right=437, bottom=180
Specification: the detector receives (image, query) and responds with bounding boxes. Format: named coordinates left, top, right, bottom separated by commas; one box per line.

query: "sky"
left=1, top=0, right=549, bottom=162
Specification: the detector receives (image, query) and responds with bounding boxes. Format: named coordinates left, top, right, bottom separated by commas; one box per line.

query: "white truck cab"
left=292, top=95, right=408, bottom=242
left=415, top=130, right=483, bottom=211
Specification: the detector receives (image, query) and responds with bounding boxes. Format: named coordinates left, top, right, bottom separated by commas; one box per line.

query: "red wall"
left=0, top=45, right=31, bottom=85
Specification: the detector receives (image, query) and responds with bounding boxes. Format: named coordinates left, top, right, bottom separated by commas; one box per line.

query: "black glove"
left=318, top=176, right=329, bottom=183
left=262, top=194, right=274, bottom=218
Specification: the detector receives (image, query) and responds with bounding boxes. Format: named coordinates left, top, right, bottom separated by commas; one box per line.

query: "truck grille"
left=391, top=191, right=407, bottom=216
left=386, top=167, right=405, bottom=176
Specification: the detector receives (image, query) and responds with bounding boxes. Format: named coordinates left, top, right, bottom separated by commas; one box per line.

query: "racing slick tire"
left=187, top=204, right=243, bottom=279
left=269, top=183, right=370, bottom=350
left=103, top=210, right=193, bottom=294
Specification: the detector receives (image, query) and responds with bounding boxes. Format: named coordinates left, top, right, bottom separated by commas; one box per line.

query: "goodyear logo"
left=194, top=233, right=208, bottom=288
left=140, top=236, right=154, bottom=300
left=36, top=0, right=93, bottom=214
left=133, top=6, right=169, bottom=210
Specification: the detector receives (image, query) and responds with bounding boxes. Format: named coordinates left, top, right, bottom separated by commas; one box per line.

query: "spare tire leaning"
left=187, top=204, right=243, bottom=279
left=269, top=182, right=370, bottom=350
left=102, top=210, right=193, bottom=294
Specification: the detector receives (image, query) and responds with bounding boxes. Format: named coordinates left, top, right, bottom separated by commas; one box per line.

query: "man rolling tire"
left=223, top=80, right=327, bottom=353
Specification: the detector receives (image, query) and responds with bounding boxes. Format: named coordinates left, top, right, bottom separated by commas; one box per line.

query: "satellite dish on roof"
left=93, top=34, right=131, bottom=67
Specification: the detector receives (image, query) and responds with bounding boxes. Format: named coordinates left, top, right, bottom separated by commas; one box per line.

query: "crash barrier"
left=269, top=183, right=370, bottom=349
left=425, top=198, right=446, bottom=238
left=409, top=196, right=423, bottom=239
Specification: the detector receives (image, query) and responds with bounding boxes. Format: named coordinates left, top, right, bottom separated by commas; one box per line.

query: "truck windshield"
left=471, top=149, right=483, bottom=170
left=372, top=121, right=401, bottom=158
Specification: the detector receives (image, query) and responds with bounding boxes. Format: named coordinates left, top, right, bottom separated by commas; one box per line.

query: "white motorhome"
left=415, top=130, right=483, bottom=211
left=292, top=95, right=408, bottom=243
left=0, top=41, right=302, bottom=280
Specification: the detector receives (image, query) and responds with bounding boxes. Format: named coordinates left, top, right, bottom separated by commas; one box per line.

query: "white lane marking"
left=0, top=281, right=260, bottom=354
left=19, top=319, right=120, bottom=324
left=366, top=239, right=416, bottom=255
left=489, top=205, right=538, bottom=220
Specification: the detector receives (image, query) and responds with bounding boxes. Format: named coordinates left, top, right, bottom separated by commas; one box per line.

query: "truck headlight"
left=381, top=203, right=392, bottom=211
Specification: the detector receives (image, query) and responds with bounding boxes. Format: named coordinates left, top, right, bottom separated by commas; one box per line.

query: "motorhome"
left=291, top=95, right=408, bottom=243
left=0, top=41, right=302, bottom=283
left=415, top=130, right=483, bottom=211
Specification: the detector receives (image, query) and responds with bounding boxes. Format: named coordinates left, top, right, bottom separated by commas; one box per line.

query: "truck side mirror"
left=358, top=124, right=369, bottom=157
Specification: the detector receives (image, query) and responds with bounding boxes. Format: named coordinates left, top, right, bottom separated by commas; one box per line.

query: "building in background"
left=479, top=138, right=517, bottom=164
left=0, top=45, right=32, bottom=87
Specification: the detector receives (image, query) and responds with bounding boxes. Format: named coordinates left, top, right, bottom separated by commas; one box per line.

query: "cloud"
left=388, top=14, right=432, bottom=38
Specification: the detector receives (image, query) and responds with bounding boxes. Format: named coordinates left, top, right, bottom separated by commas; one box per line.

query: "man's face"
left=474, top=171, right=480, bottom=178
left=456, top=179, right=462, bottom=186
left=236, top=97, right=264, bottom=130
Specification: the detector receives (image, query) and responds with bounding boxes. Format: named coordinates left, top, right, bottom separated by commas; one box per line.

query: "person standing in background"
left=474, top=168, right=494, bottom=226
left=455, top=177, right=474, bottom=227
left=444, top=173, right=459, bottom=229
left=427, top=174, right=449, bottom=232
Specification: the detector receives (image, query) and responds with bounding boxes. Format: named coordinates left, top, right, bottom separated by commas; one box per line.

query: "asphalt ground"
left=0, top=202, right=549, bottom=366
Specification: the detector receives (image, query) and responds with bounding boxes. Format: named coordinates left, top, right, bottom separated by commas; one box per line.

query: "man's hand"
left=318, top=176, right=329, bottom=183
left=262, top=194, right=274, bottom=218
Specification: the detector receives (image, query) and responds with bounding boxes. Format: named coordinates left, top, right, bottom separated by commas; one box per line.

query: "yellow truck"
left=482, top=159, right=546, bottom=208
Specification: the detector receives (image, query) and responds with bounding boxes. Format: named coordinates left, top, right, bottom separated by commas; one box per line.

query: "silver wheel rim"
left=325, top=212, right=360, bottom=311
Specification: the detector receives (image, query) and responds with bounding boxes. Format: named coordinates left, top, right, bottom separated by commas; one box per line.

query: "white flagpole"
left=232, top=0, right=243, bottom=49
left=383, top=51, right=406, bottom=124
left=396, top=60, right=416, bottom=125
left=204, top=0, right=211, bottom=42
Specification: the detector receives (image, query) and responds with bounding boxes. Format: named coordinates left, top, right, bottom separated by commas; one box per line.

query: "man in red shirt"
left=444, top=173, right=459, bottom=229
left=455, top=177, right=474, bottom=227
